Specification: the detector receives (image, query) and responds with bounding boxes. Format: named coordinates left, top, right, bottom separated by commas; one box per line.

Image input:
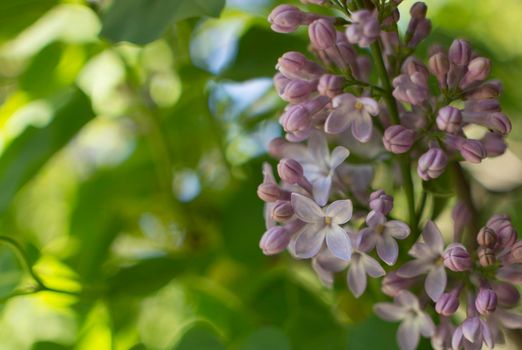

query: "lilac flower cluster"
left=258, top=1, right=519, bottom=349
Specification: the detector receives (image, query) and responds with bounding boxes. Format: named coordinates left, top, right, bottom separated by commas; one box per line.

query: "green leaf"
left=0, top=245, right=23, bottom=298
left=347, top=315, right=399, bottom=350
left=422, top=170, right=455, bottom=198
left=100, top=0, right=226, bottom=45
left=171, top=321, right=225, bottom=350
left=238, top=327, right=290, bottom=350
left=0, top=0, right=58, bottom=42
left=0, top=88, right=94, bottom=214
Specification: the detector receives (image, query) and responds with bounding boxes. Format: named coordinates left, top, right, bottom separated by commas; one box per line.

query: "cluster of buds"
left=257, top=1, right=519, bottom=349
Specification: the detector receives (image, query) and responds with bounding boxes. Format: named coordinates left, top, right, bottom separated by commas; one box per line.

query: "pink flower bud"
left=486, top=214, right=517, bottom=249
left=257, top=184, right=289, bottom=202
left=318, top=74, right=345, bottom=98
left=493, top=282, right=520, bottom=307
left=443, top=243, right=472, bottom=272
left=410, top=2, right=427, bottom=18
left=465, top=80, right=502, bottom=100
left=465, top=99, right=500, bottom=113
left=436, top=106, right=462, bottom=134
left=381, top=272, right=417, bottom=297
left=477, top=227, right=497, bottom=248
left=449, top=39, right=472, bottom=66
left=407, top=18, right=431, bottom=48
left=509, top=240, right=522, bottom=263
left=309, top=19, right=337, bottom=50
left=460, top=57, right=491, bottom=89
left=277, top=51, right=325, bottom=81
left=478, top=247, right=496, bottom=267
left=271, top=201, right=295, bottom=222
left=273, top=73, right=290, bottom=95
left=268, top=5, right=308, bottom=33
left=436, top=291, right=460, bottom=316
left=277, top=158, right=304, bottom=184
left=475, top=288, right=497, bottom=315
left=259, top=226, right=292, bottom=255
left=383, top=125, right=415, bottom=154
left=481, top=132, right=507, bottom=157
left=280, top=79, right=317, bottom=103
left=369, top=190, right=394, bottom=215
left=346, top=10, right=380, bottom=48
left=417, top=148, right=448, bottom=181
left=459, top=139, right=487, bottom=164
left=392, top=72, right=429, bottom=105
left=268, top=137, right=288, bottom=158
left=429, top=52, right=449, bottom=87
left=488, top=112, right=512, bottom=135
left=281, top=105, right=312, bottom=133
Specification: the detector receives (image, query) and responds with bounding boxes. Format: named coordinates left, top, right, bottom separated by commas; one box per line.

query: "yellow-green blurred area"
left=0, top=0, right=520, bottom=349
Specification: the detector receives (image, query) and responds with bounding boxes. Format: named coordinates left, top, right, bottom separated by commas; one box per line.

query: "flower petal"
left=480, top=319, right=494, bottom=348
left=325, top=109, right=351, bottom=134
left=451, top=326, right=464, bottom=350
left=384, top=221, right=411, bottom=240
left=397, top=259, right=431, bottom=278
left=351, top=112, right=373, bottom=143
left=496, top=308, right=522, bottom=329
left=397, top=319, right=420, bottom=350
left=462, top=317, right=480, bottom=343
left=425, top=266, right=447, bottom=302
left=291, top=193, right=323, bottom=223
left=294, top=224, right=326, bottom=259
left=395, top=290, right=420, bottom=309
left=312, top=176, right=332, bottom=207
left=377, top=234, right=399, bottom=266
left=359, top=97, right=379, bottom=115
left=423, top=221, right=445, bottom=254
left=362, top=254, right=385, bottom=277
left=348, top=259, right=367, bottom=297
left=358, top=227, right=377, bottom=252
left=408, top=242, right=432, bottom=259
left=308, top=132, right=329, bottom=164
left=326, top=199, right=353, bottom=225
left=312, top=258, right=334, bottom=288
left=329, top=146, right=350, bottom=169
left=325, top=225, right=352, bottom=261
left=366, top=210, right=386, bottom=228
left=374, top=303, right=407, bottom=322
left=417, top=313, right=435, bottom=337
left=315, top=247, right=350, bottom=272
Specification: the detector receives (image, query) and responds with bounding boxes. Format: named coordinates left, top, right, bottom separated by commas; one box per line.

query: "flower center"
left=324, top=216, right=332, bottom=225
left=375, top=224, right=385, bottom=235
left=354, top=101, right=364, bottom=111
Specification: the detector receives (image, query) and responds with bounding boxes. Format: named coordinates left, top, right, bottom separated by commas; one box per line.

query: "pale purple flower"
left=392, top=72, right=429, bottom=105
left=397, top=221, right=447, bottom=301
left=452, top=316, right=494, bottom=350
left=432, top=317, right=456, bottom=350
left=317, top=74, right=345, bottom=98
left=346, top=10, right=380, bottom=48
left=347, top=233, right=386, bottom=297
left=283, top=133, right=349, bottom=206
left=268, top=5, right=322, bottom=33
left=291, top=193, right=353, bottom=260
left=360, top=211, right=410, bottom=265
left=259, top=226, right=292, bottom=255
left=312, top=247, right=349, bottom=288
left=277, top=51, right=325, bottom=81
left=324, top=93, right=379, bottom=142
left=374, top=291, right=435, bottom=350
left=381, top=271, right=419, bottom=298
left=493, top=282, right=520, bottom=307
left=369, top=189, right=394, bottom=216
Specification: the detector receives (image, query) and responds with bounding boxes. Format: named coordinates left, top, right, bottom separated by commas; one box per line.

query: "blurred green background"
left=0, top=0, right=520, bottom=349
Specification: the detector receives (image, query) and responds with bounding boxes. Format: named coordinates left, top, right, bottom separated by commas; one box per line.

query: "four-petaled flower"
left=397, top=221, right=447, bottom=301
left=374, top=290, right=436, bottom=350
left=360, top=210, right=411, bottom=266
left=325, top=93, right=379, bottom=143
left=291, top=193, right=353, bottom=260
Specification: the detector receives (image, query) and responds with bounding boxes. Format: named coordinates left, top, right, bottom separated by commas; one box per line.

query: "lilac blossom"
left=290, top=193, right=353, bottom=260
left=324, top=93, right=379, bottom=142
left=360, top=210, right=410, bottom=265
left=346, top=10, right=380, bottom=48
left=347, top=233, right=386, bottom=297
left=374, top=291, right=435, bottom=350
left=398, top=221, right=447, bottom=301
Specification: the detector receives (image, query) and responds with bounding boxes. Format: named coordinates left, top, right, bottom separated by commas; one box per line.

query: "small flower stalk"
left=256, top=1, right=519, bottom=349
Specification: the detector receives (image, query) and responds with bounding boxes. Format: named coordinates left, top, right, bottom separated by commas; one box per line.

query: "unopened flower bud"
left=277, top=159, right=304, bottom=184
left=465, top=99, right=500, bottom=113
left=346, top=10, right=380, bottom=48
left=477, top=227, right=497, bottom=248
left=509, top=240, right=522, bottom=263
left=417, top=148, right=448, bottom=181
left=461, top=57, right=491, bottom=89
left=281, top=105, right=311, bottom=133
left=318, top=74, right=345, bottom=98
left=459, top=139, right=487, bottom=164
left=268, top=5, right=308, bottom=33
left=280, top=79, right=317, bottom=103
left=268, top=137, right=288, bottom=158
left=475, top=288, right=497, bottom=315
left=478, top=247, right=496, bottom=267
left=487, top=214, right=517, bottom=249
left=300, top=0, right=327, bottom=4
left=436, top=291, right=460, bottom=316
left=383, top=125, right=415, bottom=154
left=402, top=57, right=429, bottom=80
left=309, top=19, right=336, bottom=50
left=381, top=272, right=416, bottom=297
left=271, top=201, right=295, bottom=222
left=493, top=282, right=520, bottom=307
left=369, top=190, right=394, bottom=215
left=465, top=80, right=502, bottom=100
left=277, top=52, right=325, bottom=81
left=488, top=112, right=512, bottom=135
left=259, top=226, right=292, bottom=255
left=410, top=2, right=427, bottom=18
left=257, top=184, right=289, bottom=202
left=443, top=243, right=472, bottom=272
left=429, top=52, right=449, bottom=87
left=407, top=18, right=431, bottom=48
left=449, top=39, right=472, bottom=66
left=436, top=106, right=462, bottom=134
left=482, top=132, right=507, bottom=157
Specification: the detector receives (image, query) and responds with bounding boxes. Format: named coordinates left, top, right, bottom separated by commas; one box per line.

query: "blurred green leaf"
left=347, top=315, right=399, bottom=350
left=31, top=342, right=69, bottom=350
left=238, top=327, right=290, bottom=350
left=422, top=171, right=454, bottom=198
left=100, top=0, right=226, bottom=45
left=171, top=321, right=225, bottom=350
left=0, top=88, right=94, bottom=214
left=0, top=245, right=23, bottom=298
left=0, top=0, right=57, bottom=42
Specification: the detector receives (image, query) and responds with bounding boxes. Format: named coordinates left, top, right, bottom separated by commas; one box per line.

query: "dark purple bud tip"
left=443, top=243, right=472, bottom=272
left=475, top=288, right=497, bottom=315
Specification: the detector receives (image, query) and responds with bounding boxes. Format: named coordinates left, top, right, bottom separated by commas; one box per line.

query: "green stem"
left=451, top=162, right=480, bottom=248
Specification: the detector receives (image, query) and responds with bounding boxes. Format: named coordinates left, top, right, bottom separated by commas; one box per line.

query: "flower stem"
left=451, top=162, right=480, bottom=248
